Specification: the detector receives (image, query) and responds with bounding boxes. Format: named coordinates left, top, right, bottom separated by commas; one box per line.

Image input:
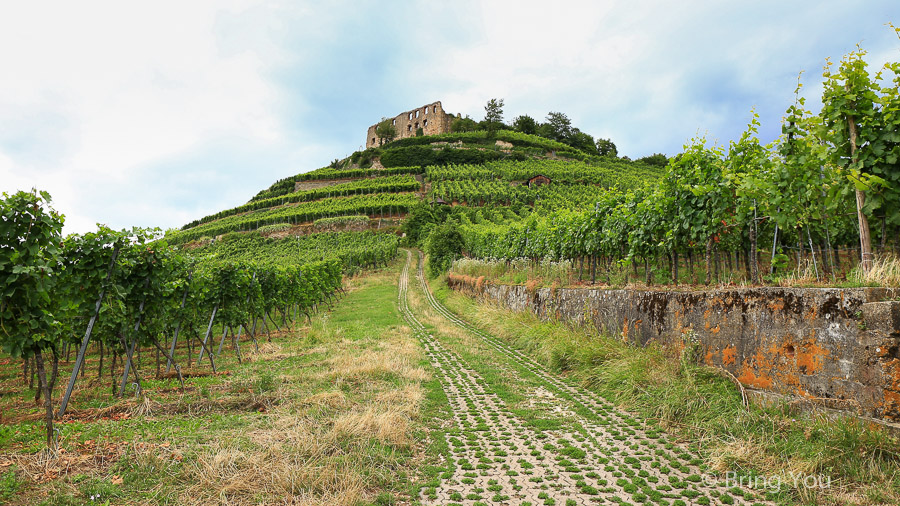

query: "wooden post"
left=848, top=103, right=873, bottom=272
left=118, top=279, right=150, bottom=397
left=197, top=305, right=218, bottom=370
left=58, top=246, right=119, bottom=417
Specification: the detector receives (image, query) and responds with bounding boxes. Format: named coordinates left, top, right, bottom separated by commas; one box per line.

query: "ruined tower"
left=366, top=101, right=455, bottom=148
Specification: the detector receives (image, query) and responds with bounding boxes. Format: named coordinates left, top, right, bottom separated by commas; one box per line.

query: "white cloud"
left=0, top=1, right=283, bottom=233
left=1, top=0, right=896, bottom=234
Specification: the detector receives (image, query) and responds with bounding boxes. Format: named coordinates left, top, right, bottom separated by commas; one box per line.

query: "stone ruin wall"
left=447, top=276, right=900, bottom=425
left=366, top=101, right=456, bottom=149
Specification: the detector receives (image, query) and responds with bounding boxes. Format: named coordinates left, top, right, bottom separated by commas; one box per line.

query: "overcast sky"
left=1, top=1, right=898, bottom=234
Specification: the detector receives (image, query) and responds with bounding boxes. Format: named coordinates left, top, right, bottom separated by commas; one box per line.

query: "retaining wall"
left=447, top=274, right=900, bottom=422
left=293, top=178, right=360, bottom=193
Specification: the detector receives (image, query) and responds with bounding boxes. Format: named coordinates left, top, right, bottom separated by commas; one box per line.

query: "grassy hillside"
left=169, top=131, right=662, bottom=245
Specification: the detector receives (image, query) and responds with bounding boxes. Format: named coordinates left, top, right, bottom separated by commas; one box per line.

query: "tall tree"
left=512, top=114, right=537, bottom=135
left=569, top=129, right=599, bottom=155
left=374, top=118, right=396, bottom=146
left=484, top=98, right=505, bottom=138
left=596, top=138, right=618, bottom=157
left=543, top=111, right=572, bottom=143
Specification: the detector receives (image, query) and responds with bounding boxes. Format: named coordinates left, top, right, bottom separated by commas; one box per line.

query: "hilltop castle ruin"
left=366, top=101, right=457, bottom=149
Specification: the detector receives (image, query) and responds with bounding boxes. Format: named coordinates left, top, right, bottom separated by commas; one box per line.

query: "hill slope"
left=169, top=130, right=663, bottom=246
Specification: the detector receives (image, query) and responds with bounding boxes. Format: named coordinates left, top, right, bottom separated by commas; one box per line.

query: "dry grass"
left=179, top=267, right=426, bottom=505
left=375, top=383, right=424, bottom=417
left=852, top=254, right=900, bottom=287
left=333, top=407, right=412, bottom=447
left=298, top=390, right=349, bottom=410
left=325, top=331, right=428, bottom=384
left=185, top=436, right=366, bottom=506
left=244, top=341, right=297, bottom=362
left=184, top=351, right=422, bottom=505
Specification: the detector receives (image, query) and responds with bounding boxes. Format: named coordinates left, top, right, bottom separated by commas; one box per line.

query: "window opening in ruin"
left=423, top=119, right=428, bottom=127
left=433, top=105, right=437, bottom=113
left=372, top=137, right=376, bottom=144
left=392, top=119, right=396, bottom=125
left=408, top=113, right=412, bottom=120
left=415, top=110, right=420, bottom=118
left=407, top=125, right=412, bottom=132
left=424, top=107, right=428, bottom=115
left=415, top=122, right=419, bottom=130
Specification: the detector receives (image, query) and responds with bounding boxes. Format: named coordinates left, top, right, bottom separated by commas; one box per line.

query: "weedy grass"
left=432, top=274, right=900, bottom=506
left=450, top=250, right=899, bottom=291
left=850, top=254, right=900, bottom=287
left=0, top=261, right=427, bottom=506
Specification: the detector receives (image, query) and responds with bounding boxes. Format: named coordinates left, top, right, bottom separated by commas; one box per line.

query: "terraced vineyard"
left=5, top=100, right=898, bottom=505
left=171, top=192, right=418, bottom=243
left=400, top=250, right=773, bottom=506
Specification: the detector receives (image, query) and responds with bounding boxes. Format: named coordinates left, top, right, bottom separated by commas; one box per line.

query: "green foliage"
left=375, top=119, right=397, bottom=145
left=0, top=468, right=20, bottom=501
left=568, top=129, right=599, bottom=156
left=193, top=231, right=398, bottom=271
left=426, top=221, right=464, bottom=276
left=821, top=46, right=898, bottom=229
left=543, top=112, right=572, bottom=144
left=381, top=130, right=575, bottom=153
left=313, top=215, right=369, bottom=229
left=512, top=115, right=537, bottom=135
left=248, top=163, right=412, bottom=202
left=380, top=145, right=503, bottom=168
left=172, top=193, right=418, bottom=243
left=596, top=138, right=618, bottom=158
left=426, top=158, right=662, bottom=186
left=0, top=189, right=65, bottom=359
left=451, top=116, right=479, bottom=133
left=483, top=98, right=505, bottom=137
left=402, top=203, right=442, bottom=246
left=636, top=153, right=668, bottom=167
left=184, top=175, right=420, bottom=230
left=256, top=223, right=292, bottom=235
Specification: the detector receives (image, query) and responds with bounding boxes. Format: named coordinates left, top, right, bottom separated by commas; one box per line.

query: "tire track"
left=408, top=250, right=774, bottom=506
left=401, top=251, right=605, bottom=505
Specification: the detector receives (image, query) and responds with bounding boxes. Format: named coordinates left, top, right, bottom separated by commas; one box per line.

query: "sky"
left=1, top=1, right=898, bottom=234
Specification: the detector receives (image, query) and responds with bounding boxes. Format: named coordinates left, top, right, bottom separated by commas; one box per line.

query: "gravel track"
left=400, top=251, right=772, bottom=506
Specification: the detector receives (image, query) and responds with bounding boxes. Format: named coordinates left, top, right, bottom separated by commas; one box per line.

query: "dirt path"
left=400, top=251, right=772, bottom=506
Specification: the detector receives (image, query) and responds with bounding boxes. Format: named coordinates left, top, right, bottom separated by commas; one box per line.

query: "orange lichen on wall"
left=796, top=337, right=829, bottom=375
left=883, top=358, right=900, bottom=391
left=722, top=345, right=737, bottom=366
left=704, top=348, right=718, bottom=366
left=738, top=360, right=774, bottom=389
left=880, top=390, right=900, bottom=416
left=768, top=298, right=785, bottom=312
left=804, top=306, right=818, bottom=320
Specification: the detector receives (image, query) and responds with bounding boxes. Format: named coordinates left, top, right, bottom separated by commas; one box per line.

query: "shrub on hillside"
left=425, top=221, right=464, bottom=277
left=380, top=145, right=503, bottom=168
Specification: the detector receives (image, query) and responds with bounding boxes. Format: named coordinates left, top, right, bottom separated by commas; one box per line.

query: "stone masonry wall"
left=447, top=275, right=900, bottom=422
left=366, top=101, right=455, bottom=148
left=294, top=178, right=360, bottom=193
